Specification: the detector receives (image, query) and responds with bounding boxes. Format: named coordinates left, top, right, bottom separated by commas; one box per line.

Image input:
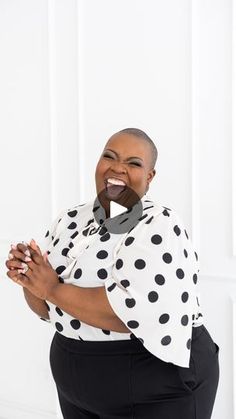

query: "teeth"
left=106, top=178, right=126, bottom=186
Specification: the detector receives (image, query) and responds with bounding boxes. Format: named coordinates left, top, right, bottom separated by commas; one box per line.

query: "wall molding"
left=232, top=0, right=236, bottom=256
left=231, top=297, right=236, bottom=418
left=191, top=0, right=201, bottom=255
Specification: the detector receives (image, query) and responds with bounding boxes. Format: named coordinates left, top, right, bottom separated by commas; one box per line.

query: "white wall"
left=0, top=0, right=234, bottom=417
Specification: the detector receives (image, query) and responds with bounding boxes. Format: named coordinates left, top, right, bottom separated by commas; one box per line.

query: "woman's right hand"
left=5, top=240, right=46, bottom=283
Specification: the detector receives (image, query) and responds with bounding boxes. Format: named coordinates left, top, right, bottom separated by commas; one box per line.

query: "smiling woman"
left=5, top=128, right=219, bottom=419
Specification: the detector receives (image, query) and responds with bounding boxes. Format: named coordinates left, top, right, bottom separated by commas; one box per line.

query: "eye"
left=129, top=161, right=142, bottom=167
left=103, top=153, right=114, bottom=159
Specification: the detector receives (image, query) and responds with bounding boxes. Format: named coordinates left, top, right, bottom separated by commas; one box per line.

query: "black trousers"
left=49, top=325, right=219, bottom=419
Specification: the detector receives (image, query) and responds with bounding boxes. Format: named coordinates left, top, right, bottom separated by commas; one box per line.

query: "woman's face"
left=95, top=133, right=156, bottom=211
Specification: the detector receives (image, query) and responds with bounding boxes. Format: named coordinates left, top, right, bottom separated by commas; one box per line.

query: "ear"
left=147, top=168, right=156, bottom=184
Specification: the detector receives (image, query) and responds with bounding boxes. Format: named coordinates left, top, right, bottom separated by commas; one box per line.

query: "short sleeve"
left=40, top=209, right=67, bottom=254
left=104, top=209, right=200, bottom=367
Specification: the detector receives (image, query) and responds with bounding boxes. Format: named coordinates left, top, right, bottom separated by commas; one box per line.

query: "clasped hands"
left=5, top=239, right=60, bottom=300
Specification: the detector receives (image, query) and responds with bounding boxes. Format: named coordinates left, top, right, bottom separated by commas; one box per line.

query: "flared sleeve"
left=104, top=208, right=200, bottom=367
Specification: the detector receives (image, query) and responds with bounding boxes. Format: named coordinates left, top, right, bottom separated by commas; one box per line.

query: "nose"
left=110, top=160, right=127, bottom=174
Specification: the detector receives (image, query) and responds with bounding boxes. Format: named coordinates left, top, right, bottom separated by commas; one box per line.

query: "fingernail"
left=17, top=269, right=24, bottom=274
left=21, top=263, right=28, bottom=268
left=24, top=249, right=31, bottom=257
left=24, top=256, right=31, bottom=262
left=30, top=239, right=36, bottom=244
left=8, top=253, right=14, bottom=260
left=11, top=244, right=17, bottom=250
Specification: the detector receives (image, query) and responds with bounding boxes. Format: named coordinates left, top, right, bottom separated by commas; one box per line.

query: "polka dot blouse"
left=41, top=195, right=203, bottom=368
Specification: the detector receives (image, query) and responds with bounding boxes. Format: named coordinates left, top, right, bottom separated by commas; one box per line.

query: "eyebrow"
left=104, top=148, right=144, bottom=162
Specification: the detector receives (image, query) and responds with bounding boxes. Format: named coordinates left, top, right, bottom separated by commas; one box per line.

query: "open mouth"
left=105, top=178, right=127, bottom=198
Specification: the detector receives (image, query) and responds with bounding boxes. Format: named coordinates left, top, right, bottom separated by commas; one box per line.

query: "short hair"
left=113, top=127, right=158, bottom=169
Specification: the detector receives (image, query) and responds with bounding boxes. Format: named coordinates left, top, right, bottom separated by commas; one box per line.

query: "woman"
left=6, top=128, right=219, bottom=419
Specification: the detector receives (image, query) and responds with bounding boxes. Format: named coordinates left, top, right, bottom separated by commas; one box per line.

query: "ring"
left=22, top=265, right=29, bottom=274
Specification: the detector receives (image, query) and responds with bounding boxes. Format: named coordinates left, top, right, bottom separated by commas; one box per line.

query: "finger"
left=17, top=243, right=31, bottom=257
left=29, top=239, right=42, bottom=256
left=27, top=246, right=43, bottom=265
left=5, top=259, right=28, bottom=270
left=6, top=269, right=26, bottom=283
left=10, top=248, right=32, bottom=263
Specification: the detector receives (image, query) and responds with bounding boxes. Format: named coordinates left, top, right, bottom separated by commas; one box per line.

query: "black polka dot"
left=174, top=225, right=181, bottom=236
left=68, top=222, right=77, bottom=229
left=97, top=269, right=108, bottom=279
left=86, top=218, right=95, bottom=226
left=58, top=276, right=64, bottom=283
left=193, top=273, right=198, bottom=284
left=161, top=335, right=171, bottom=345
left=102, top=329, right=110, bottom=335
left=138, top=214, right=148, bottom=221
left=148, top=291, right=159, bottom=302
left=163, top=253, right=172, bottom=263
left=99, top=226, right=108, bottom=236
left=130, top=333, right=137, bottom=340
left=185, top=230, right=189, bottom=239
left=145, top=216, right=154, bottom=224
left=74, top=268, right=82, bottom=279
left=127, top=320, right=139, bottom=329
left=181, top=292, right=189, bottom=303
left=181, top=315, right=189, bottom=326
left=96, top=250, right=108, bottom=259
left=120, top=279, right=130, bottom=288
left=194, top=251, right=198, bottom=261
left=151, top=234, right=162, bottom=245
left=159, top=313, right=170, bottom=324
left=68, top=242, right=74, bottom=249
left=62, top=248, right=69, bottom=256
left=55, top=307, right=63, bottom=316
left=125, top=237, right=135, bottom=246
left=125, top=298, right=136, bottom=308
left=134, top=259, right=146, bottom=269
left=163, top=209, right=170, bottom=217
left=70, top=319, right=81, bottom=330
left=155, top=274, right=165, bottom=286
left=53, top=238, right=59, bottom=246
left=55, top=322, right=63, bottom=332
left=107, top=283, right=117, bottom=292
left=82, top=228, right=89, bottom=236
left=100, top=233, right=111, bottom=242
left=68, top=210, right=78, bottom=217
left=176, top=268, right=185, bottom=279
left=45, top=230, right=49, bottom=238
left=187, top=338, right=191, bottom=349
left=70, top=231, right=79, bottom=239
left=196, top=296, right=200, bottom=306
left=56, top=265, right=66, bottom=275
left=99, top=219, right=104, bottom=225
left=184, top=249, right=188, bottom=258
left=116, top=259, right=123, bottom=269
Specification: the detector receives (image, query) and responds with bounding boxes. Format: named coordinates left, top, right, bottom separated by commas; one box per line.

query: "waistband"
left=53, top=325, right=204, bottom=356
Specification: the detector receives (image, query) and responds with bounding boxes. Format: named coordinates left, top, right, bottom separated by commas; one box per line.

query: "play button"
left=93, top=185, right=143, bottom=234
left=110, top=201, right=127, bottom=218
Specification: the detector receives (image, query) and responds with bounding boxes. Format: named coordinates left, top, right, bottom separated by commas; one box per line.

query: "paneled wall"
left=0, top=0, right=234, bottom=417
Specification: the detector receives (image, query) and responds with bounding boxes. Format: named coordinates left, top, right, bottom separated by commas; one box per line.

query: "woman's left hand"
left=6, top=241, right=59, bottom=300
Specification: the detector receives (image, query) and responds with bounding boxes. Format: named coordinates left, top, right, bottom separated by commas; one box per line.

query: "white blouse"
left=42, top=194, right=203, bottom=368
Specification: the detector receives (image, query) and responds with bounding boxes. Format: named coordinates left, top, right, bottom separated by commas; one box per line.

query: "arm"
left=7, top=244, right=130, bottom=333
left=47, top=283, right=130, bottom=333
left=23, top=288, right=49, bottom=320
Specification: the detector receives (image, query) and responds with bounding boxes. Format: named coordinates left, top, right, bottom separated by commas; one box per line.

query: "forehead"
left=104, top=134, right=151, bottom=158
